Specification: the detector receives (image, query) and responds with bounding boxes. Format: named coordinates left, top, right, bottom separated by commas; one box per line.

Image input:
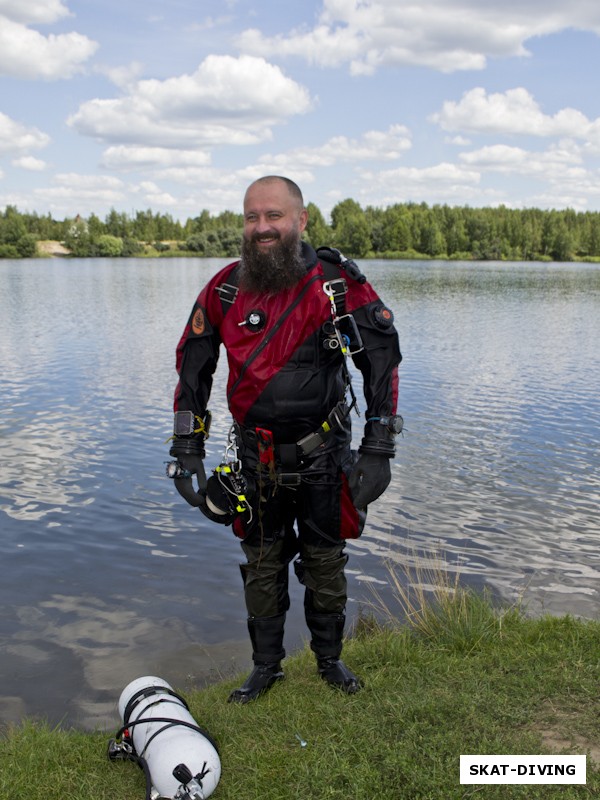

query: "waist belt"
left=237, top=401, right=350, bottom=483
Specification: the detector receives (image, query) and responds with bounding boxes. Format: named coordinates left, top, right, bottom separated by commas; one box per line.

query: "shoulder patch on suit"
left=192, top=307, right=206, bottom=335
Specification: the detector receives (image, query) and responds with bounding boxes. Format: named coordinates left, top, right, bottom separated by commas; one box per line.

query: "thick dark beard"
left=239, top=231, right=306, bottom=294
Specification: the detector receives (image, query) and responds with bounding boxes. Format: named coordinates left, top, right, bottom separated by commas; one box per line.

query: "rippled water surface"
left=1, top=257, right=598, bottom=729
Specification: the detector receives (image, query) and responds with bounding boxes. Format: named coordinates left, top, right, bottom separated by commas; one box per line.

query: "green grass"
left=2, top=573, right=599, bottom=799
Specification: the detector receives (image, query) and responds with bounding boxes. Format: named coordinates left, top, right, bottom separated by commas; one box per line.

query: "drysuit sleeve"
left=172, top=262, right=237, bottom=426
left=349, top=289, right=402, bottom=457
left=173, top=299, right=221, bottom=420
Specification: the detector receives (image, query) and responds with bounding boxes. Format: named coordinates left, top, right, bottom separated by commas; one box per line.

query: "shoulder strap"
left=217, top=248, right=360, bottom=320
left=316, top=247, right=349, bottom=317
left=316, top=246, right=367, bottom=285
left=215, top=263, right=241, bottom=317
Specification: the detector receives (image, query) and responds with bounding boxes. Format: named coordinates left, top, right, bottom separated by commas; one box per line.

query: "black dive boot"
left=228, top=613, right=286, bottom=704
left=306, top=612, right=362, bottom=694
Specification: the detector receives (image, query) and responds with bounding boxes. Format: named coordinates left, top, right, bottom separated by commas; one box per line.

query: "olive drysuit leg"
left=294, top=546, right=362, bottom=694
left=228, top=530, right=294, bottom=704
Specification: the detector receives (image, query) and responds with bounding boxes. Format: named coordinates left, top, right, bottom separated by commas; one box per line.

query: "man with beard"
left=169, top=176, right=402, bottom=703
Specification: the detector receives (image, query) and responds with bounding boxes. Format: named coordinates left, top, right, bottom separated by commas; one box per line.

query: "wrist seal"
left=359, top=416, right=399, bottom=457
left=169, top=437, right=205, bottom=459
left=358, top=438, right=395, bottom=457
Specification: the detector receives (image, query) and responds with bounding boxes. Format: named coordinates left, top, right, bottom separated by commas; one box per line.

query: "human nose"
left=254, top=214, right=275, bottom=233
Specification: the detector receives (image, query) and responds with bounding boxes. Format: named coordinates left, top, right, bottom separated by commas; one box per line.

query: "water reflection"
left=0, top=257, right=599, bottom=729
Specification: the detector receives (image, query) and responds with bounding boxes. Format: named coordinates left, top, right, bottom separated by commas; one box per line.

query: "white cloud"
left=446, top=135, right=472, bottom=146
left=357, top=161, right=481, bottom=204
left=431, top=87, right=600, bottom=140
left=258, top=124, right=412, bottom=169
left=68, top=55, right=312, bottom=148
left=97, top=61, right=145, bottom=90
left=34, top=173, right=126, bottom=209
left=0, top=11, right=98, bottom=79
left=0, top=0, right=71, bottom=26
left=52, top=173, right=124, bottom=190
left=101, top=146, right=212, bottom=172
left=12, top=155, right=47, bottom=170
left=237, top=0, right=600, bottom=74
left=238, top=24, right=366, bottom=71
left=458, top=143, right=592, bottom=201
left=137, top=189, right=179, bottom=207
left=188, top=15, right=234, bottom=33
left=459, top=144, right=583, bottom=172
left=0, top=112, right=50, bottom=155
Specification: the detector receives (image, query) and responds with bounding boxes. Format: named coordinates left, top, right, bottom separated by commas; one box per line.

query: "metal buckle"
left=215, top=282, right=239, bottom=304
left=327, top=400, right=348, bottom=429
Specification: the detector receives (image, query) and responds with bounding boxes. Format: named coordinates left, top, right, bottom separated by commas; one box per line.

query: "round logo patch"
left=191, top=307, right=205, bottom=335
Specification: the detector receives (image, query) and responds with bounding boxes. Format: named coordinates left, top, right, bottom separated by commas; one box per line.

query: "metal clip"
left=224, top=426, right=242, bottom=473
left=322, top=278, right=347, bottom=302
left=333, top=313, right=364, bottom=355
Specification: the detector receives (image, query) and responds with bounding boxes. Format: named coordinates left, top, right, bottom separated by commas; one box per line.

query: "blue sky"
left=2, top=0, right=600, bottom=222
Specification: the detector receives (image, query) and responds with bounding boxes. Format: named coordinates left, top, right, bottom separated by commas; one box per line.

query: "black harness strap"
left=215, top=252, right=348, bottom=319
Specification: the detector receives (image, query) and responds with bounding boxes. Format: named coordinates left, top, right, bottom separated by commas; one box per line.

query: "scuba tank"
left=108, top=676, right=221, bottom=800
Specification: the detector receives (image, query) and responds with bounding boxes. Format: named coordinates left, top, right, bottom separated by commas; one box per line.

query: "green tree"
left=330, top=199, right=371, bottom=256
left=87, top=213, right=105, bottom=239
left=550, top=220, right=574, bottom=261
left=105, top=209, right=131, bottom=238
left=95, top=234, right=124, bottom=257
left=0, top=206, right=28, bottom=244
left=16, top=234, right=38, bottom=257
left=64, top=217, right=93, bottom=256
left=304, top=201, right=330, bottom=248
left=381, top=206, right=412, bottom=252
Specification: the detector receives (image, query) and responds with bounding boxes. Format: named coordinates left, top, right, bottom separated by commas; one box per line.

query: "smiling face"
left=243, top=177, right=308, bottom=250
left=239, top=177, right=310, bottom=294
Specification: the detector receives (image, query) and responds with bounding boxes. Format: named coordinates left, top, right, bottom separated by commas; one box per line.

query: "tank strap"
left=122, top=685, right=189, bottom=727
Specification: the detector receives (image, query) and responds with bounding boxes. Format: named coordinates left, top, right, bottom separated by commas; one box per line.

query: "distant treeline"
left=2, top=200, right=600, bottom=261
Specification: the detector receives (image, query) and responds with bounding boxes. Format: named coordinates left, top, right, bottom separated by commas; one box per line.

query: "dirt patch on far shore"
left=37, top=240, right=70, bottom=257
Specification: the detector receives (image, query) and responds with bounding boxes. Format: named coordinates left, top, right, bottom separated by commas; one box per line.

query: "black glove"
left=348, top=454, right=391, bottom=509
left=169, top=441, right=207, bottom=508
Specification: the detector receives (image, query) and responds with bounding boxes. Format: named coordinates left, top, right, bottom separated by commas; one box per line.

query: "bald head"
left=244, top=176, right=304, bottom=211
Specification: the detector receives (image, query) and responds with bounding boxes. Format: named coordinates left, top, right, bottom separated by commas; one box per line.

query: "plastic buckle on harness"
left=277, top=472, right=301, bottom=487
left=296, top=430, right=324, bottom=457
left=296, top=401, right=349, bottom=457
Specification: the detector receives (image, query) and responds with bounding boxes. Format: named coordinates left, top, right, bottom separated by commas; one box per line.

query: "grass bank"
left=1, top=585, right=599, bottom=799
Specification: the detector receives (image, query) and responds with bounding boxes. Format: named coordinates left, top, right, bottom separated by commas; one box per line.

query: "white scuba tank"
left=116, top=676, right=221, bottom=799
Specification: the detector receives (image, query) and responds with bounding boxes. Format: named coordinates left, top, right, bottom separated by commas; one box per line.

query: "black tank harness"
left=214, top=247, right=366, bottom=482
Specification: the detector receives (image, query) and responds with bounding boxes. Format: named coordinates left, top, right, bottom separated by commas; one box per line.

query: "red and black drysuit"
left=173, top=242, right=401, bottom=666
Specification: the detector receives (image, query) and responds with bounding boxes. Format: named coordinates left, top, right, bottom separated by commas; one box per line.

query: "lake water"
left=0, top=257, right=598, bottom=730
